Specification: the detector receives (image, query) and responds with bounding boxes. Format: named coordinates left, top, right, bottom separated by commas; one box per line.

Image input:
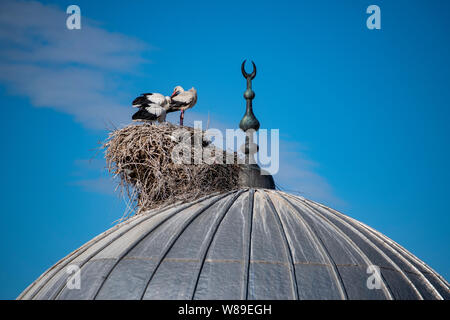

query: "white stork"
left=169, top=86, right=197, bottom=126
left=132, top=104, right=167, bottom=123
left=132, top=93, right=171, bottom=109
left=131, top=93, right=171, bottom=123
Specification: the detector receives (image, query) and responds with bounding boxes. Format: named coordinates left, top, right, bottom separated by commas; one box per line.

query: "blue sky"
left=0, top=0, right=449, bottom=299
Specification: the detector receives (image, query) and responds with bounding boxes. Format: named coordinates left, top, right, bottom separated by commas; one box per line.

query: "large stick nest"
left=103, top=123, right=241, bottom=215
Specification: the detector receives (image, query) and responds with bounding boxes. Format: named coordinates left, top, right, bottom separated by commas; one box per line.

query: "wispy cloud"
left=168, top=112, right=344, bottom=206
left=0, top=0, right=149, bottom=129
left=70, top=159, right=117, bottom=196
left=0, top=1, right=344, bottom=207
left=274, top=140, right=345, bottom=208
left=72, top=178, right=117, bottom=196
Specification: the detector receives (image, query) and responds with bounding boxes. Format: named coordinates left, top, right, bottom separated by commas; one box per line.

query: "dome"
left=18, top=189, right=449, bottom=300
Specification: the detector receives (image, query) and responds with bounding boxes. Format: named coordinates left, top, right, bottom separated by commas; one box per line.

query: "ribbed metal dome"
left=18, top=189, right=449, bottom=300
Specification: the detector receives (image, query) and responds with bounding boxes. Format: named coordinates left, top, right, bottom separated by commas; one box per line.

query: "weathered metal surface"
left=18, top=189, right=450, bottom=300
left=238, top=164, right=275, bottom=189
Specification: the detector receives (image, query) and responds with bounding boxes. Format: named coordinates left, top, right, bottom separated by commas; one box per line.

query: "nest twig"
left=102, top=122, right=241, bottom=216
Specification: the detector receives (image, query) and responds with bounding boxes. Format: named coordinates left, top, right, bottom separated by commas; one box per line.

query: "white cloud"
left=0, top=1, right=344, bottom=207
left=0, top=0, right=150, bottom=129
left=72, top=178, right=117, bottom=196
left=274, top=141, right=345, bottom=208
left=170, top=114, right=343, bottom=207
left=70, top=159, right=117, bottom=196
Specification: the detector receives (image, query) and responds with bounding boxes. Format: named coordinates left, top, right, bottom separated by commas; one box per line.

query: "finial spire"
left=239, top=60, right=260, bottom=132
left=239, top=60, right=260, bottom=163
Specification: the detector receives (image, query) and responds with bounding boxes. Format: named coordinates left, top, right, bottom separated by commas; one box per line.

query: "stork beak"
left=170, top=90, right=178, bottom=98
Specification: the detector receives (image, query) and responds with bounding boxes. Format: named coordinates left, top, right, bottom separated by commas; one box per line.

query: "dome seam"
left=275, top=191, right=348, bottom=300
left=261, top=190, right=299, bottom=300
left=136, top=191, right=238, bottom=300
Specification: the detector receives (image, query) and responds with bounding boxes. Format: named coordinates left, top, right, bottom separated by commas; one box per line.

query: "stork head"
left=171, top=86, right=184, bottom=98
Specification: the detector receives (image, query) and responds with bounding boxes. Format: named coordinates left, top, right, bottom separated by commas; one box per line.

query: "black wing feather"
left=132, top=108, right=157, bottom=121
left=132, top=95, right=148, bottom=105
